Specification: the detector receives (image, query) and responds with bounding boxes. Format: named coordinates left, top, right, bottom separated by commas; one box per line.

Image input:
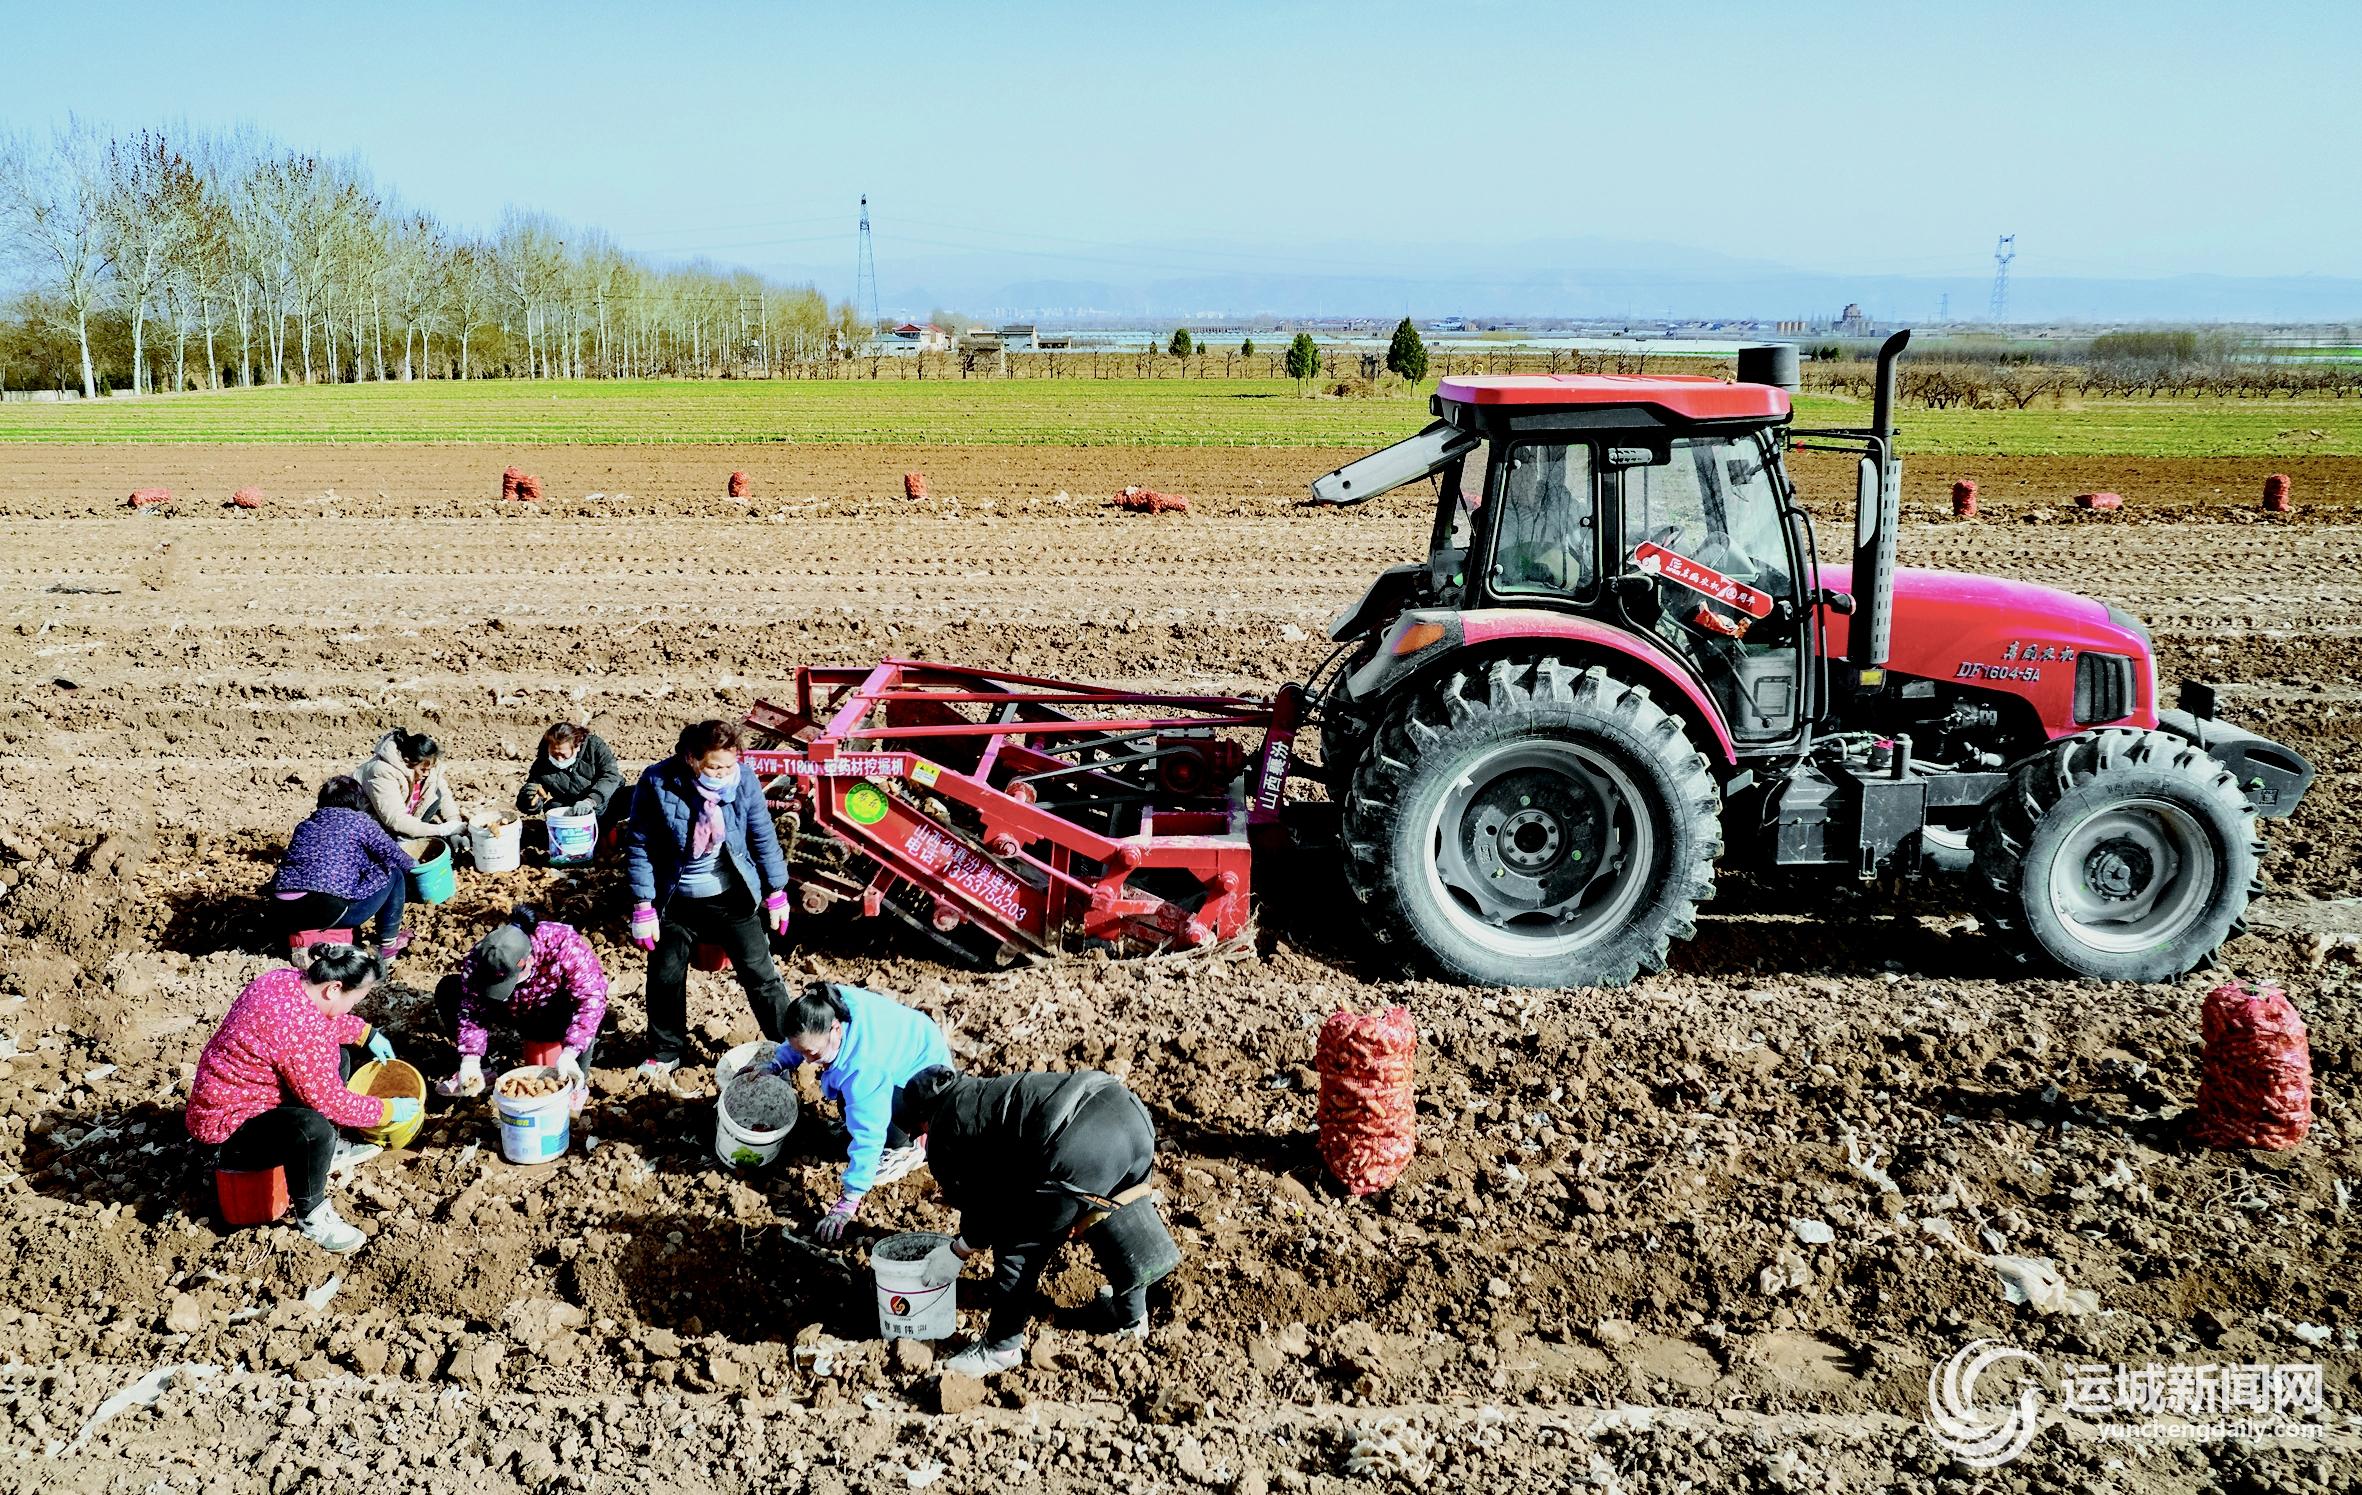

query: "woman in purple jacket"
left=270, top=777, right=417, bottom=961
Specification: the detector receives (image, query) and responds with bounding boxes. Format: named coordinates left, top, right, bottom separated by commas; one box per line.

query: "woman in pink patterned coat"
left=185, top=945, right=418, bottom=1254
left=433, top=905, right=609, bottom=1101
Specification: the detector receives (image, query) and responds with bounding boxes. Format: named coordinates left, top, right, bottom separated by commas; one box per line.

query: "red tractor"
left=1309, top=332, right=2311, bottom=985
left=746, top=332, right=2309, bottom=987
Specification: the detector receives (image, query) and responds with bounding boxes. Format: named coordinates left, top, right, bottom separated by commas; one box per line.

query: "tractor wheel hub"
left=2083, top=837, right=2155, bottom=901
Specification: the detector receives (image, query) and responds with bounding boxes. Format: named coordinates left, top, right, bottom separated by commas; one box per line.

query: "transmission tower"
left=1988, top=234, right=2016, bottom=324
left=854, top=194, right=882, bottom=342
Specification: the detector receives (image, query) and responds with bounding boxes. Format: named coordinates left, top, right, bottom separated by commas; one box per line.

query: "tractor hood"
left=1816, top=564, right=2158, bottom=729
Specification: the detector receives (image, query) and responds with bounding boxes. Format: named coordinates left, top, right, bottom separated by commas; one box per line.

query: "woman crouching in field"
left=183, top=945, right=419, bottom=1254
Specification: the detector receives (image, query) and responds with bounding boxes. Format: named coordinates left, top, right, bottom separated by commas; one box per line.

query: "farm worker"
left=623, top=718, right=793, bottom=1078
left=891, top=1065, right=1175, bottom=1377
left=268, top=776, right=416, bottom=963
left=354, top=727, right=465, bottom=861
left=183, top=944, right=420, bottom=1254
left=741, top=982, right=951, bottom=1242
left=432, top=904, right=609, bottom=1102
left=516, top=721, right=626, bottom=822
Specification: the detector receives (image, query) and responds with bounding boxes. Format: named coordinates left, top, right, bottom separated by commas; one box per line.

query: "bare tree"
left=0, top=120, right=113, bottom=397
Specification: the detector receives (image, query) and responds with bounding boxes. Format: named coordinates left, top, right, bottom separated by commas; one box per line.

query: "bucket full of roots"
left=494, top=1065, right=573, bottom=1164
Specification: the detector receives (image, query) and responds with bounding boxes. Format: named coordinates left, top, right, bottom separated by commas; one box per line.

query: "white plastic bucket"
left=494, top=1065, right=571, bottom=1165
left=469, top=814, right=523, bottom=874
left=873, top=1231, right=959, bottom=1341
left=546, top=809, right=598, bottom=866
left=713, top=1040, right=790, bottom=1169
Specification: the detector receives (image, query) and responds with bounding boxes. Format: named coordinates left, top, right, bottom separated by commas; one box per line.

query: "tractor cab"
left=1313, top=357, right=1826, bottom=760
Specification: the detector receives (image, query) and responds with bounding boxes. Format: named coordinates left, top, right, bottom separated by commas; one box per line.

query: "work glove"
left=814, top=1194, right=862, bottom=1244
left=431, top=819, right=465, bottom=838
left=764, top=889, right=791, bottom=937
left=565, top=799, right=598, bottom=817
left=380, top=1096, right=421, bottom=1128
left=630, top=905, right=659, bottom=952
left=553, top=1048, right=584, bottom=1084
left=436, top=1056, right=485, bottom=1098
left=363, top=1027, right=397, bottom=1064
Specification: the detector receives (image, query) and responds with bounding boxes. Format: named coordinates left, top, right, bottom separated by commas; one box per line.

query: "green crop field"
left=0, top=378, right=2355, bottom=456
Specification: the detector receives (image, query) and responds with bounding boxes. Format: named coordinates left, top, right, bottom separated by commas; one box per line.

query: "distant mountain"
left=801, top=234, right=2362, bottom=325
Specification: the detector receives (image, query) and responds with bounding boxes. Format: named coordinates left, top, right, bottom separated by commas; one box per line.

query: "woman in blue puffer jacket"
left=623, top=719, right=792, bottom=1077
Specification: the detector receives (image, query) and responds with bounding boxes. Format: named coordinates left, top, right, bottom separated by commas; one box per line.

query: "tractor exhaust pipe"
left=1848, top=330, right=1911, bottom=673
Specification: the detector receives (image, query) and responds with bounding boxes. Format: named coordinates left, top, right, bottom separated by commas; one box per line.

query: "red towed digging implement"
left=744, top=661, right=1306, bottom=962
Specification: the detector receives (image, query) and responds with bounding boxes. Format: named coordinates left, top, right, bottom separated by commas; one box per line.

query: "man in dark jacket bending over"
left=893, top=1065, right=1179, bottom=1378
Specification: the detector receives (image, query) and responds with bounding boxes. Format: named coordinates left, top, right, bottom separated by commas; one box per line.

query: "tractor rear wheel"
left=1341, top=657, right=1721, bottom=987
left=1972, top=727, right=2262, bottom=981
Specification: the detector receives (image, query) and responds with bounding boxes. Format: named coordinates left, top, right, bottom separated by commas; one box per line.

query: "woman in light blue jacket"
left=749, top=981, right=952, bottom=1242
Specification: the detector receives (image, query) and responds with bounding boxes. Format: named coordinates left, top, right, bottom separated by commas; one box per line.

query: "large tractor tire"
left=1341, top=657, right=1721, bottom=988
left=1972, top=727, right=2263, bottom=982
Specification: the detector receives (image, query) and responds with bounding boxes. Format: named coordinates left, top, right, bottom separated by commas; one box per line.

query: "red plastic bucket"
left=521, top=1039, right=564, bottom=1068
left=693, top=943, right=733, bottom=973
left=215, top=1165, right=290, bottom=1225
left=287, top=928, right=355, bottom=956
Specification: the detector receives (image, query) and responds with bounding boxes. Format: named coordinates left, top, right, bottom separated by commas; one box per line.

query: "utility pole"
left=854, top=195, right=882, bottom=348
left=1988, top=235, right=2016, bottom=325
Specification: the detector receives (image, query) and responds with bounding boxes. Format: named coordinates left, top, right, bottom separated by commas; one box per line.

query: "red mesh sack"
left=2262, top=474, right=2291, bottom=513
left=728, top=470, right=751, bottom=498
left=501, top=465, right=542, bottom=502
left=1115, top=485, right=1190, bottom=515
left=128, top=487, right=172, bottom=508
left=228, top=486, right=264, bottom=509
left=903, top=472, right=929, bottom=500
left=1951, top=479, right=1977, bottom=517
left=1317, top=1006, right=1417, bottom=1195
left=2192, top=980, right=2312, bottom=1151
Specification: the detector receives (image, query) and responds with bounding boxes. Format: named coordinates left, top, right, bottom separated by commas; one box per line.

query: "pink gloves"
left=814, top=1194, right=861, bottom=1244
left=764, top=889, right=791, bottom=936
left=630, top=905, right=659, bottom=951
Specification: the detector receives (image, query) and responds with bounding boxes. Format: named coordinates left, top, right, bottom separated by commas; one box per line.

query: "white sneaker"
left=874, top=1140, right=928, bottom=1186
left=636, top=1058, right=680, bottom=1080
left=939, top=1339, right=1023, bottom=1378
left=298, top=1201, right=366, bottom=1254
left=328, top=1139, right=381, bottom=1183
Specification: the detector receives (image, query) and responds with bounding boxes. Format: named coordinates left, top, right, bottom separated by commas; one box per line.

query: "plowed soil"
left=0, top=446, right=2354, bottom=1493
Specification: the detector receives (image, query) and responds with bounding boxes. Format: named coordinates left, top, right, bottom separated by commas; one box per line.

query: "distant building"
left=892, top=322, right=952, bottom=352
left=997, top=324, right=1040, bottom=351
left=1837, top=303, right=1873, bottom=333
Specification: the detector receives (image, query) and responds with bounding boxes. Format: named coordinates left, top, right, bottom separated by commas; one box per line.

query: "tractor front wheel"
left=1342, top=657, right=1721, bottom=987
left=1973, top=727, right=2263, bottom=981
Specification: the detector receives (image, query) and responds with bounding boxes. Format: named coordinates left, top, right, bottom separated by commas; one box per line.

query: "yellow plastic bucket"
left=348, top=1059, right=426, bottom=1148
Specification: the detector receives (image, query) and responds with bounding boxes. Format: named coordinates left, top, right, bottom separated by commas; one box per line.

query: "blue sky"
left=5, top=0, right=2357, bottom=310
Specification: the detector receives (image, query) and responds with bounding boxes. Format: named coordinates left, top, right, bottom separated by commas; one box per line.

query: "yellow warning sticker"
left=911, top=761, right=941, bottom=788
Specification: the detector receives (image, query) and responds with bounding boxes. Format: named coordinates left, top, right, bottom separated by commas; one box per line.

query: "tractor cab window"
left=1620, top=435, right=1792, bottom=601
left=1489, top=442, right=1596, bottom=598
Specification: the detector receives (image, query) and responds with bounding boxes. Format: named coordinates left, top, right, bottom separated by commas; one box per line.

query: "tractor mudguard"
left=1335, top=607, right=1739, bottom=764
left=2155, top=707, right=2314, bottom=817
left=1328, top=563, right=1426, bottom=642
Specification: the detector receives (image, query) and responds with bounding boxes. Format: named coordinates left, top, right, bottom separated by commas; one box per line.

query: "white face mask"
left=549, top=754, right=577, bottom=770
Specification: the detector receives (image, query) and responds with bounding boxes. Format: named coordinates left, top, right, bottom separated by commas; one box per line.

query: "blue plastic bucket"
left=408, top=841, right=456, bottom=905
